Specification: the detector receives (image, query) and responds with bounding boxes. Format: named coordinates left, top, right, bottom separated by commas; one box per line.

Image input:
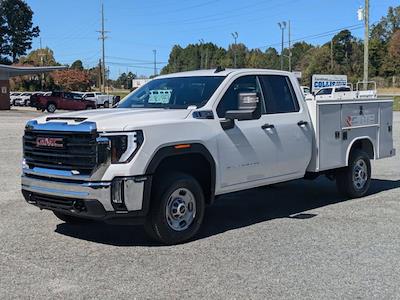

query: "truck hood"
left=36, top=108, right=193, bottom=131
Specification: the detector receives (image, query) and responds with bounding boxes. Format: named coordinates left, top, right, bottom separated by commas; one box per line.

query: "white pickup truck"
left=21, top=69, right=395, bottom=244
left=312, top=84, right=378, bottom=101
left=81, top=92, right=114, bottom=108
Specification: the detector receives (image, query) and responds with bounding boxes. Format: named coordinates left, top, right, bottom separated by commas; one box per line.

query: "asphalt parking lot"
left=0, top=107, right=399, bottom=299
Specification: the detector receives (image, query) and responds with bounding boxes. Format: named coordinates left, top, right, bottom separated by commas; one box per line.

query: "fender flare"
left=345, top=136, right=375, bottom=165
left=145, top=143, right=216, bottom=203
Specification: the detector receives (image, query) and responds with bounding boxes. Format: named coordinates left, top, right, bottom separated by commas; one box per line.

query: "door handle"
left=261, top=123, right=275, bottom=130
left=297, top=120, right=308, bottom=127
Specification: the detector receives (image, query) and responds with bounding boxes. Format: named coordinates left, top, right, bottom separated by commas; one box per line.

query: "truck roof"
left=156, top=68, right=294, bottom=79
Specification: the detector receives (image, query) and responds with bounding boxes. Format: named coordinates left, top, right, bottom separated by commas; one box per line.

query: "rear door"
left=258, top=75, right=312, bottom=178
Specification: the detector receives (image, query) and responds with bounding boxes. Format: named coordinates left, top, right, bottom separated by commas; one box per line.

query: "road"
left=0, top=108, right=399, bottom=299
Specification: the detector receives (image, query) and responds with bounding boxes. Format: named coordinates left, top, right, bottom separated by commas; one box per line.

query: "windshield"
left=118, top=76, right=225, bottom=109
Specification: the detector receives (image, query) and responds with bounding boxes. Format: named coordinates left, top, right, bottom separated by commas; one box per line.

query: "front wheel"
left=144, top=172, right=205, bottom=245
left=46, top=103, right=57, bottom=113
left=336, top=149, right=371, bottom=198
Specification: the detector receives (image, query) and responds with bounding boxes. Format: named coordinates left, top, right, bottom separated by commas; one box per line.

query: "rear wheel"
left=144, top=172, right=205, bottom=245
left=53, top=211, right=91, bottom=224
left=46, top=103, right=56, bottom=113
left=103, top=101, right=109, bottom=108
left=336, top=149, right=371, bottom=198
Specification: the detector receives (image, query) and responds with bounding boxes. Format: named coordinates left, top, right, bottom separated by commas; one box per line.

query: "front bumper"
left=21, top=174, right=149, bottom=224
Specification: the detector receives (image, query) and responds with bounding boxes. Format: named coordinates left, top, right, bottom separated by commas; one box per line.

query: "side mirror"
left=225, top=92, right=261, bottom=121
left=305, top=94, right=314, bottom=101
left=221, top=92, right=262, bottom=130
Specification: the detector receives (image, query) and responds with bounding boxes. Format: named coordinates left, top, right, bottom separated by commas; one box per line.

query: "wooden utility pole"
left=288, top=20, right=292, bottom=72
left=153, top=50, right=157, bottom=76
left=98, top=3, right=108, bottom=93
left=331, top=39, right=334, bottom=71
left=363, top=0, right=369, bottom=89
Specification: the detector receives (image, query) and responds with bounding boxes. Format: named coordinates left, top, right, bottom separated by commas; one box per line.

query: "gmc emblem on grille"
left=36, top=137, right=64, bottom=148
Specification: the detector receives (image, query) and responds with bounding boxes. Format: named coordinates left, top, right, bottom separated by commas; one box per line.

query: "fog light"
left=111, top=179, right=127, bottom=210
left=22, top=158, right=29, bottom=170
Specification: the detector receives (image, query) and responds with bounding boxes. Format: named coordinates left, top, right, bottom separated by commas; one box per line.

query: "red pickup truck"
left=30, top=92, right=97, bottom=113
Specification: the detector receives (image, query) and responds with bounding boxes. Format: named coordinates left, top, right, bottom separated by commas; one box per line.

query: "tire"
left=144, top=172, right=205, bottom=245
left=53, top=211, right=91, bottom=224
left=336, top=149, right=371, bottom=198
left=46, top=103, right=57, bottom=113
left=103, top=101, right=109, bottom=108
left=13, top=100, right=16, bottom=106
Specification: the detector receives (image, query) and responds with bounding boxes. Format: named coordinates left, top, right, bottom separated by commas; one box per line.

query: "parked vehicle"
left=21, top=69, right=395, bottom=245
left=81, top=92, right=114, bottom=108
left=13, top=92, right=33, bottom=106
left=30, top=91, right=97, bottom=113
left=310, top=82, right=378, bottom=101
left=10, top=92, right=22, bottom=106
left=300, top=85, right=311, bottom=97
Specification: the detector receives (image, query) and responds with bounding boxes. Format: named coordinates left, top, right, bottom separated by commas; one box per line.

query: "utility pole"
left=278, top=22, right=287, bottom=70
left=363, top=0, right=369, bottom=89
left=205, top=48, right=209, bottom=69
left=98, top=59, right=102, bottom=89
left=38, top=38, right=46, bottom=90
left=231, top=32, right=238, bottom=68
left=288, top=20, right=292, bottom=72
left=153, top=50, right=157, bottom=77
left=330, top=39, right=334, bottom=71
left=97, top=3, right=108, bottom=93
left=199, top=39, right=204, bottom=69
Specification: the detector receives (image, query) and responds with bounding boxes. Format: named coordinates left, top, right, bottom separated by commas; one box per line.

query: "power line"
left=258, top=24, right=364, bottom=50
left=106, top=55, right=167, bottom=64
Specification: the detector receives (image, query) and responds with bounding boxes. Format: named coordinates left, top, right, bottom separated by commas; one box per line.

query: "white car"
left=13, top=92, right=33, bottom=106
left=21, top=69, right=395, bottom=244
left=10, top=92, right=22, bottom=105
left=81, top=92, right=114, bottom=108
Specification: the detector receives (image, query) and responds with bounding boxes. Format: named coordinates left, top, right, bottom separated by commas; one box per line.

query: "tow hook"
left=72, top=200, right=86, bottom=212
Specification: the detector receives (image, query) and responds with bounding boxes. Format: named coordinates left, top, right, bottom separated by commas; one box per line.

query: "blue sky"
left=27, top=0, right=398, bottom=79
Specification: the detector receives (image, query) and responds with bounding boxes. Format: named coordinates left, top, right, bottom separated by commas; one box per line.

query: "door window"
left=216, top=76, right=263, bottom=118
left=316, top=88, right=333, bottom=96
left=259, top=75, right=299, bottom=114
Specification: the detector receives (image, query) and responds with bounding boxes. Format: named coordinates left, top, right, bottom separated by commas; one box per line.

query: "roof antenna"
left=214, top=66, right=225, bottom=73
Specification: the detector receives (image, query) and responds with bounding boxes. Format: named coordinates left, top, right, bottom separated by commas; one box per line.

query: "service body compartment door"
left=379, top=101, right=394, bottom=158
left=341, top=102, right=379, bottom=161
left=318, top=104, right=343, bottom=170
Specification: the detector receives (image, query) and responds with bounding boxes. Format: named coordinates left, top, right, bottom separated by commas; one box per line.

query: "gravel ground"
left=0, top=107, right=399, bottom=299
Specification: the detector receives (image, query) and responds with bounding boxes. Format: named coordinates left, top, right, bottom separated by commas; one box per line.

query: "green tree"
left=71, top=60, right=84, bottom=70
left=290, top=42, right=314, bottom=71
left=382, top=30, right=400, bottom=76
left=0, top=9, right=10, bottom=64
left=0, top=0, right=40, bottom=62
left=19, top=47, right=58, bottom=66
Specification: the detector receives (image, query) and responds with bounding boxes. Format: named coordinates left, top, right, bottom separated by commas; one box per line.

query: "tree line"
left=161, top=6, right=400, bottom=87
left=1, top=1, right=399, bottom=91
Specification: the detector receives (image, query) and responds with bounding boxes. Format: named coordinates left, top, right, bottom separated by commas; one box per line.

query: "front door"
left=216, top=75, right=280, bottom=188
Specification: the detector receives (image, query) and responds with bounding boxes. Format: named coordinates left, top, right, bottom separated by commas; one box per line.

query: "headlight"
left=106, top=131, right=144, bottom=164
